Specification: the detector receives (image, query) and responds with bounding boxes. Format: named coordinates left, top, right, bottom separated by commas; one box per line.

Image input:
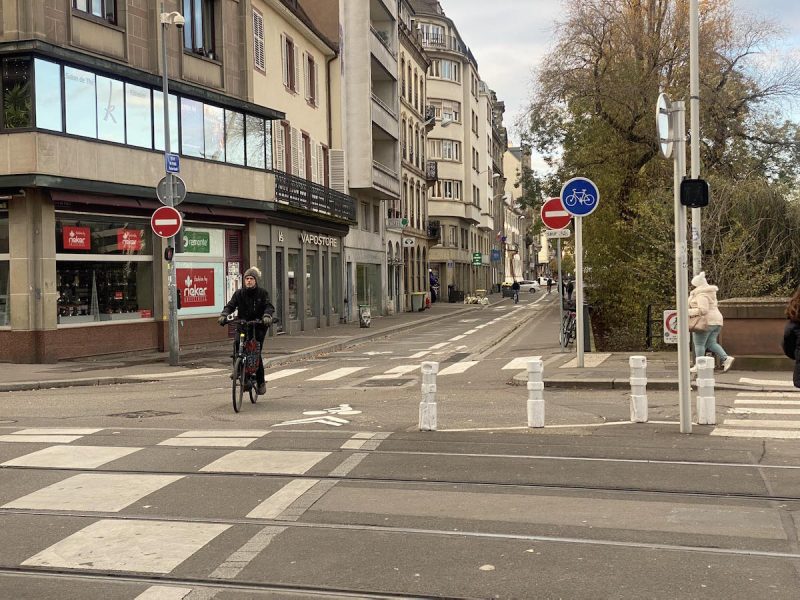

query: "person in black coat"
left=783, top=287, right=800, bottom=389
left=218, top=267, right=275, bottom=394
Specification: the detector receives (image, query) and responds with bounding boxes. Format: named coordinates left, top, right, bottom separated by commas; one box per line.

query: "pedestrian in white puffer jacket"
left=688, top=271, right=734, bottom=373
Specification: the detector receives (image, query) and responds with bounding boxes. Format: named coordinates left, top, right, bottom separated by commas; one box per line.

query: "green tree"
left=521, top=0, right=800, bottom=350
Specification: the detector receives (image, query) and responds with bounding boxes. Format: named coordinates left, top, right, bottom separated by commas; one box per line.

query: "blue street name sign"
left=490, top=249, right=501, bottom=262
left=165, top=153, right=180, bottom=174
left=560, top=177, right=600, bottom=217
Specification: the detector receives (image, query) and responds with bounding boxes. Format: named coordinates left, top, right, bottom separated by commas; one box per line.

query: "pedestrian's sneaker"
left=722, top=356, right=735, bottom=372
left=257, top=383, right=267, bottom=395
left=689, top=365, right=697, bottom=374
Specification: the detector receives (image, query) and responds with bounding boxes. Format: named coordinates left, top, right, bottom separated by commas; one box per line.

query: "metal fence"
left=272, top=170, right=356, bottom=223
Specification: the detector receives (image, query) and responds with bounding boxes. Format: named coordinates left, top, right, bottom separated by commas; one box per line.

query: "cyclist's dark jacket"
left=221, top=286, right=275, bottom=335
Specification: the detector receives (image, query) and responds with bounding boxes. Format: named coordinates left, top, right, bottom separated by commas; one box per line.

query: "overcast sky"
left=438, top=0, right=800, bottom=146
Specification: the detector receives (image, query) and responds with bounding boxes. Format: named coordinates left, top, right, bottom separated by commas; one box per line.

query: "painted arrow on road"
left=272, top=416, right=350, bottom=427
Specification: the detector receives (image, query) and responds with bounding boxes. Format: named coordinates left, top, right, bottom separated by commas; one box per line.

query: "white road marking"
left=9, top=428, right=101, bottom=435
left=200, top=450, right=330, bottom=474
left=738, top=377, right=795, bottom=387
left=0, top=435, right=83, bottom=443
left=428, top=342, right=449, bottom=349
left=464, top=329, right=478, bottom=334
left=158, top=437, right=256, bottom=447
left=734, top=399, right=800, bottom=405
left=722, top=419, right=800, bottom=428
left=404, top=351, right=429, bottom=359
left=308, top=367, right=366, bottom=381
left=273, top=416, right=349, bottom=427
left=736, top=391, right=800, bottom=398
left=135, top=586, right=193, bottom=600
left=501, top=356, right=542, bottom=370
left=23, top=520, right=230, bottom=573
left=209, top=525, right=285, bottom=579
left=730, top=408, right=800, bottom=415
left=264, top=368, right=307, bottom=381
left=710, top=428, right=800, bottom=439
left=449, top=335, right=466, bottom=341
left=246, top=479, right=319, bottom=519
left=3, top=473, right=182, bottom=512
left=176, top=430, right=270, bottom=437
left=384, top=365, right=419, bottom=375
left=1, top=445, right=141, bottom=469
left=560, top=353, right=612, bottom=368
left=438, top=361, right=479, bottom=376
left=128, top=368, right=224, bottom=380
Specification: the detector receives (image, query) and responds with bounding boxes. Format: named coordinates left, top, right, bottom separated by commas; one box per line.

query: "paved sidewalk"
left=0, top=291, right=795, bottom=393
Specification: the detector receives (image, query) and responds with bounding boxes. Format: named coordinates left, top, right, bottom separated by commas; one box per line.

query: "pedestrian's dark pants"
left=255, top=328, right=267, bottom=385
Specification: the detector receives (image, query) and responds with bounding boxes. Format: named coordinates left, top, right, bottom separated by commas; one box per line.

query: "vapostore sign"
left=63, top=226, right=91, bottom=250
left=117, top=229, right=142, bottom=252
left=177, top=268, right=215, bottom=308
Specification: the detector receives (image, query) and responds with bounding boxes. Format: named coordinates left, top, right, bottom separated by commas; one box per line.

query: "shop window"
left=153, top=91, right=179, bottom=152
left=73, top=0, right=116, bottom=24
left=96, top=75, right=125, bottom=143
left=225, top=110, right=245, bottom=166
left=65, top=66, right=96, bottom=138
left=183, top=0, right=216, bottom=60
left=246, top=115, right=265, bottom=168
left=0, top=211, right=8, bottom=326
left=2, top=57, right=32, bottom=129
left=125, top=84, right=152, bottom=148
left=175, top=227, right=226, bottom=316
left=331, top=253, right=341, bottom=316
left=181, top=98, right=204, bottom=158
left=305, top=250, right=317, bottom=318
left=356, top=263, right=381, bottom=314
left=287, top=251, right=298, bottom=320
left=204, top=103, right=224, bottom=161
left=56, top=217, right=151, bottom=256
left=34, top=59, right=62, bottom=132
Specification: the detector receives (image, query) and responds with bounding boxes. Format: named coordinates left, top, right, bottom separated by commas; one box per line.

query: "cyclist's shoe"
left=257, top=383, right=267, bottom=395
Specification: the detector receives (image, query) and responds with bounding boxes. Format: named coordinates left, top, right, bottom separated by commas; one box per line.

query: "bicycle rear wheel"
left=232, top=358, right=245, bottom=413
left=249, top=376, right=258, bottom=403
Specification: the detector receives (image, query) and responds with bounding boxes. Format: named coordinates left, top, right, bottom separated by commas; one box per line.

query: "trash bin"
left=411, top=292, right=426, bottom=312
left=358, top=304, right=371, bottom=328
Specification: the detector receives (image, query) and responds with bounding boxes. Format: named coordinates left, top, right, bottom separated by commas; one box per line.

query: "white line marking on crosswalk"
left=449, top=335, right=466, bottom=341
left=734, top=399, right=800, bottom=405
left=159, top=437, right=256, bottom=447
left=247, top=479, right=319, bottom=519
left=9, top=428, right=101, bottom=435
left=722, top=419, right=800, bottom=428
left=501, top=356, right=542, bottom=370
left=405, top=351, right=429, bottom=359
left=428, top=342, right=449, bottom=349
left=560, top=353, right=612, bottom=368
left=135, top=586, right=194, bottom=600
left=738, top=377, right=795, bottom=387
left=710, top=428, right=800, bottom=439
left=0, top=435, right=83, bottom=443
left=200, top=450, right=330, bottom=474
left=438, top=361, right=478, bottom=376
left=176, top=430, right=269, bottom=437
left=1, top=445, right=141, bottom=469
left=308, top=367, right=366, bottom=381
left=730, top=408, right=800, bottom=415
left=736, top=392, right=800, bottom=398
left=384, top=365, right=419, bottom=375
left=264, top=368, right=308, bottom=381
left=464, top=329, right=478, bottom=334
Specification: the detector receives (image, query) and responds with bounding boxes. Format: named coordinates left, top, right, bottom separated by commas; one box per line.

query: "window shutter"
left=298, top=136, right=306, bottom=179
left=290, top=127, right=300, bottom=175
left=253, top=10, right=265, bottom=71
left=303, top=52, right=309, bottom=101
left=311, top=141, right=318, bottom=183
left=293, top=45, right=300, bottom=92
left=275, top=125, right=286, bottom=171
left=316, top=145, right=325, bottom=185
left=329, top=149, right=346, bottom=193
left=280, top=34, right=288, bottom=87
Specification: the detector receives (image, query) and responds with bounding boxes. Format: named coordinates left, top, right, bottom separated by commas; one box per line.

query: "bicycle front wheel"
left=249, top=377, right=258, bottom=403
left=232, top=358, right=244, bottom=413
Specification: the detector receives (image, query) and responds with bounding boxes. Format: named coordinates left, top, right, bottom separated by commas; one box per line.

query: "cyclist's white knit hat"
left=243, top=267, right=261, bottom=283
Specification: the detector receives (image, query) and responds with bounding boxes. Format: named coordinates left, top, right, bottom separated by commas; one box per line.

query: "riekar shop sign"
left=63, top=226, right=91, bottom=250
left=177, top=268, right=215, bottom=308
left=182, top=231, right=210, bottom=253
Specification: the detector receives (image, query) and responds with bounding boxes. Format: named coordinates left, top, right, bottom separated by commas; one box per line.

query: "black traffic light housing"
left=164, top=246, right=174, bottom=261
left=680, top=178, right=709, bottom=208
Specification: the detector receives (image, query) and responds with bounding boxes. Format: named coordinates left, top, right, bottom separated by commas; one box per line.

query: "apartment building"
left=411, top=0, right=498, bottom=299
left=0, top=0, right=355, bottom=362
left=489, top=91, right=508, bottom=287
left=503, top=146, right=532, bottom=281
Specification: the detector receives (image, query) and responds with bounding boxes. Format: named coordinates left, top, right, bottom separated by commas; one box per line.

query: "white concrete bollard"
left=527, top=358, right=545, bottom=428
left=418, top=361, right=439, bottom=431
left=629, top=355, right=648, bottom=423
left=695, top=356, right=716, bottom=425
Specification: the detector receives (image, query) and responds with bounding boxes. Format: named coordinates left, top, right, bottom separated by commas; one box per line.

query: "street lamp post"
left=159, top=4, right=185, bottom=366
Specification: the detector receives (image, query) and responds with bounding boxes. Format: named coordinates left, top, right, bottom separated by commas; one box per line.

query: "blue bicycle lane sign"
left=560, top=177, right=600, bottom=217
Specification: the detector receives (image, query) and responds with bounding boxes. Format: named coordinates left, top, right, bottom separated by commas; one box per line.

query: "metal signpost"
left=560, top=177, right=600, bottom=368
left=657, top=92, right=692, bottom=433
left=540, top=197, right=572, bottom=351
left=689, top=0, right=702, bottom=277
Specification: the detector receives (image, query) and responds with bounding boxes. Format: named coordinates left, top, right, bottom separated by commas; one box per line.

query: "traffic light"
left=680, top=178, right=709, bottom=208
left=164, top=246, right=174, bottom=261
left=174, top=220, right=186, bottom=253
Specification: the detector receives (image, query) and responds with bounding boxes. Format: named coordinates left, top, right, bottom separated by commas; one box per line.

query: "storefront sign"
left=182, top=231, right=210, bottom=253
left=117, top=229, right=142, bottom=252
left=63, top=226, right=91, bottom=250
left=177, top=268, right=215, bottom=308
left=300, top=232, right=338, bottom=247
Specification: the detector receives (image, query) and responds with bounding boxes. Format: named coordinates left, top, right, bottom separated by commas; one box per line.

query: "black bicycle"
left=228, top=317, right=263, bottom=413
left=560, top=305, right=577, bottom=347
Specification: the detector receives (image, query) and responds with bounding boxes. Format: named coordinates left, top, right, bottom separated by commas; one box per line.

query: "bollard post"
left=695, top=356, right=716, bottom=425
left=629, top=355, right=648, bottom=423
left=418, top=361, right=438, bottom=431
left=527, top=358, right=544, bottom=428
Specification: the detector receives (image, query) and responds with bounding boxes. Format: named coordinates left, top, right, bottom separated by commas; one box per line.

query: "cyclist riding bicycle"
left=511, top=280, right=520, bottom=304
left=218, top=267, right=275, bottom=395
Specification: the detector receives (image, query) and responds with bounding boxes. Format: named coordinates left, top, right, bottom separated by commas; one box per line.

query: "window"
left=246, top=115, right=267, bottom=168
left=224, top=110, right=245, bottom=165
left=180, top=98, right=204, bottom=157
left=35, top=59, right=61, bottom=132
left=65, top=66, right=97, bottom=138
left=373, top=205, right=381, bottom=233
left=472, top=110, right=478, bottom=134
left=73, top=0, right=116, bottom=24
left=304, top=54, right=317, bottom=106
left=431, top=179, right=461, bottom=200
left=448, top=226, right=457, bottom=247
left=125, top=83, right=152, bottom=149
left=305, top=251, right=317, bottom=317
left=0, top=210, right=8, bottom=326
left=287, top=251, right=298, bottom=320
left=282, top=35, right=298, bottom=92
left=183, top=0, right=216, bottom=59
left=96, top=76, right=125, bottom=143
left=253, top=9, right=265, bottom=72
left=419, top=23, right=445, bottom=46
left=430, top=59, right=460, bottom=82
left=472, top=147, right=479, bottom=172
left=203, top=104, right=225, bottom=161
left=428, top=99, right=460, bottom=123
left=361, top=202, right=369, bottom=231
left=429, top=139, right=460, bottom=162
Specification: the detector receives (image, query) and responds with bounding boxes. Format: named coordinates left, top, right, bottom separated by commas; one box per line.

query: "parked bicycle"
left=227, top=316, right=263, bottom=413
left=560, top=305, right=577, bottom=347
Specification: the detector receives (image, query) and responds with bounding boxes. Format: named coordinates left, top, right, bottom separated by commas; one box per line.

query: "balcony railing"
left=420, top=33, right=466, bottom=53
left=273, top=170, right=356, bottom=222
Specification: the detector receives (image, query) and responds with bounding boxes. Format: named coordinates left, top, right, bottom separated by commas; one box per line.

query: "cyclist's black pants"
left=254, top=328, right=267, bottom=385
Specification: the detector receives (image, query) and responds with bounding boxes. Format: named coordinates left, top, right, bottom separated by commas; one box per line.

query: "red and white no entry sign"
left=151, top=206, right=182, bottom=238
left=540, top=197, right=572, bottom=230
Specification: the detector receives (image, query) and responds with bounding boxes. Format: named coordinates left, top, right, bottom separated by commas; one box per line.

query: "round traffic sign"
left=151, top=206, right=183, bottom=238
left=156, top=175, right=187, bottom=206
left=560, top=177, right=600, bottom=217
left=540, top=197, right=572, bottom=230
left=656, top=92, right=673, bottom=159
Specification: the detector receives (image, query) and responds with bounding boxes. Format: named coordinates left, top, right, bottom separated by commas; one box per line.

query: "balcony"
left=372, top=160, right=400, bottom=197
left=371, top=94, right=398, bottom=138
left=273, top=170, right=356, bottom=223
left=465, top=202, right=481, bottom=224
left=426, top=219, right=441, bottom=239
left=425, top=160, right=438, bottom=182
left=370, top=26, right=396, bottom=74
left=420, top=33, right=466, bottom=54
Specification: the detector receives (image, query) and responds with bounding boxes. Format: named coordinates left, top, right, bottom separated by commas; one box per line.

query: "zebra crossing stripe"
left=736, top=391, right=800, bottom=398
left=722, top=419, right=800, bottom=428
left=265, top=368, right=307, bottom=382
left=247, top=479, right=319, bottom=519
left=135, top=586, right=194, bottom=600
left=384, top=365, right=419, bottom=375
left=711, top=428, right=800, bottom=439
left=308, top=367, right=366, bottom=381
left=438, top=361, right=478, bottom=376
left=501, top=356, right=542, bottom=370
left=734, top=399, right=800, bottom=405
left=731, top=408, right=800, bottom=415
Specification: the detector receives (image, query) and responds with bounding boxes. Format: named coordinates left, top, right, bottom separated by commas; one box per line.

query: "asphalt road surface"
left=2, top=292, right=800, bottom=599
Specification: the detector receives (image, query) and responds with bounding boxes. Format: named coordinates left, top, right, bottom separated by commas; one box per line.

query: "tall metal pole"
left=689, top=0, right=701, bottom=276
left=673, top=101, right=691, bottom=433
left=161, top=2, right=179, bottom=366
left=557, top=237, right=564, bottom=351
left=575, top=216, right=584, bottom=367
